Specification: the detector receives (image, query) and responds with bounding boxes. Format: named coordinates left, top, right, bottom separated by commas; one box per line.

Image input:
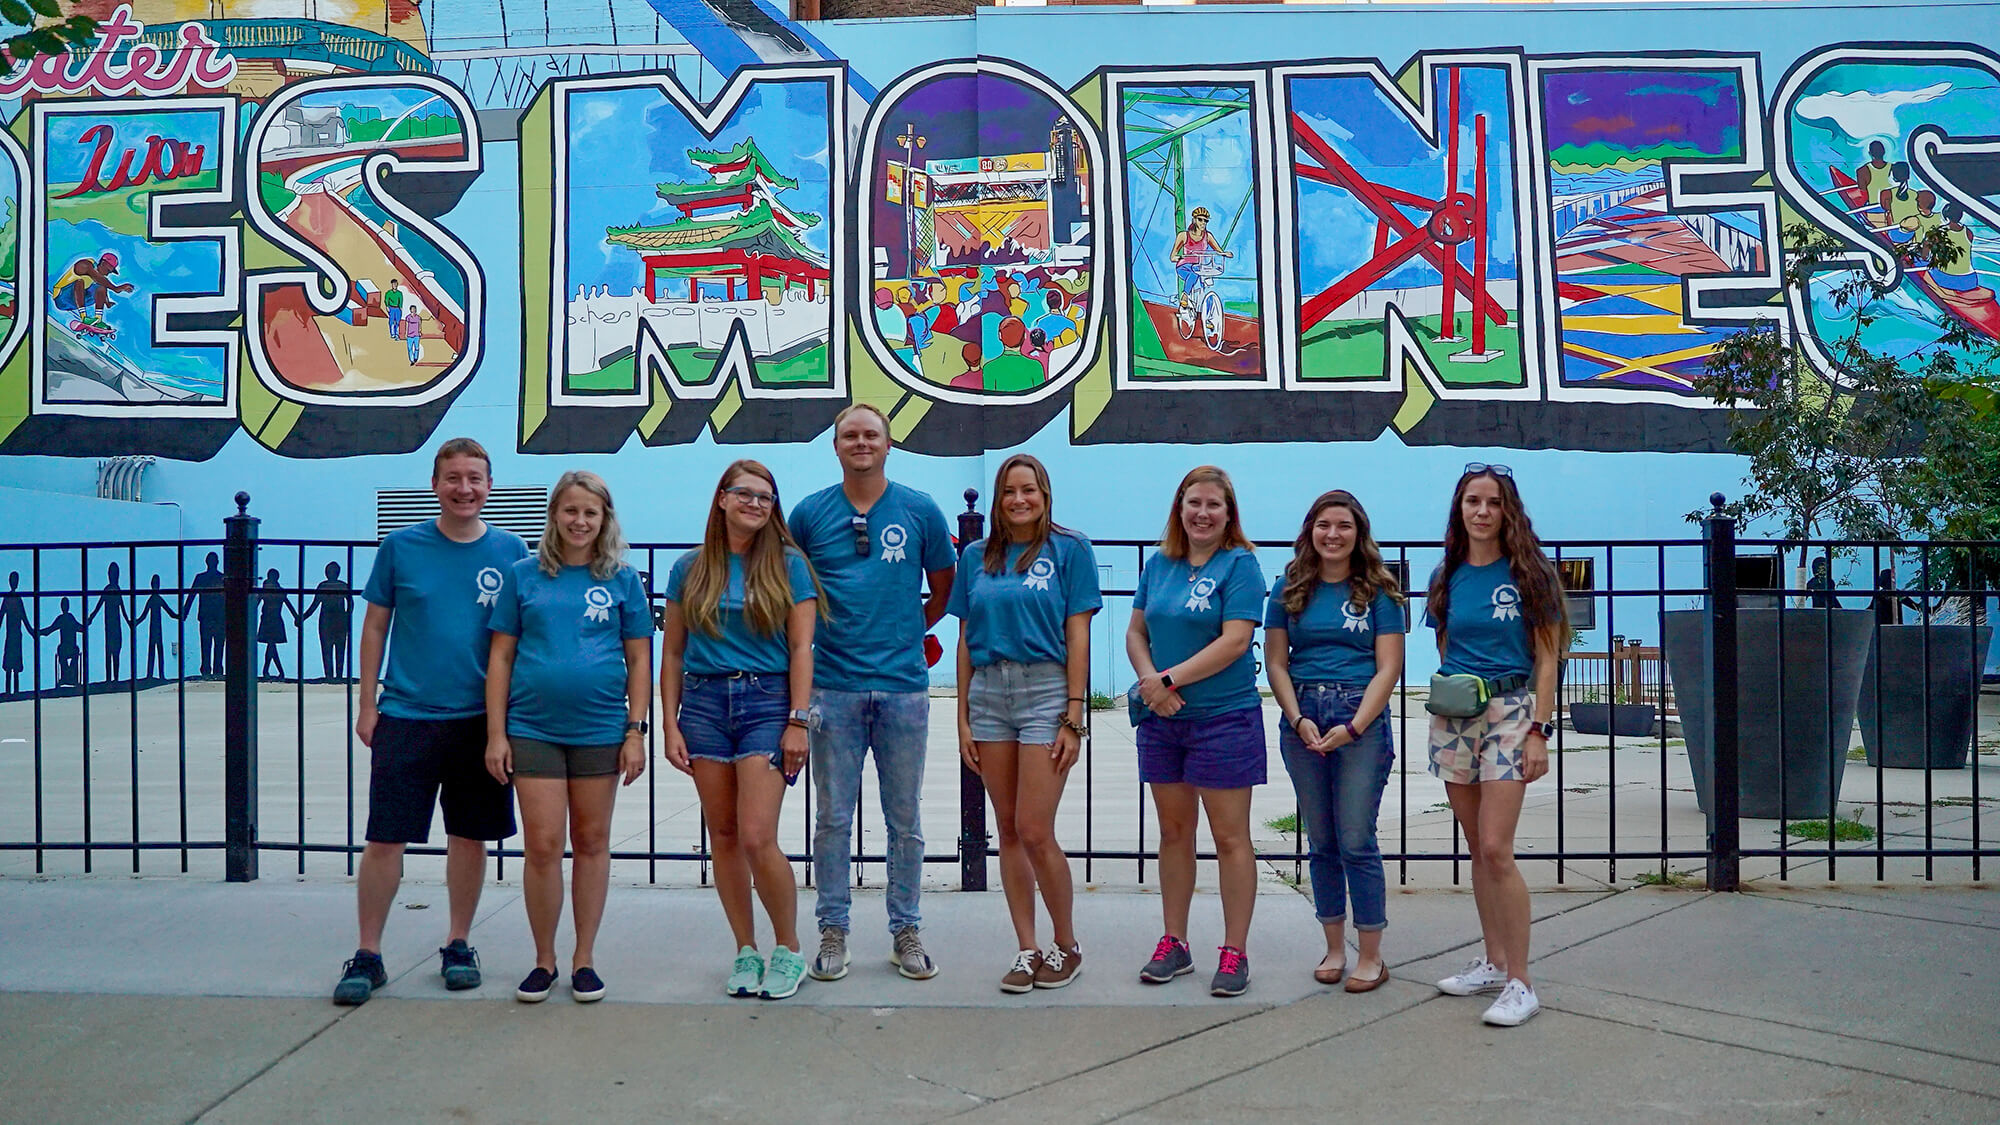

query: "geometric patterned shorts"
left=1427, top=688, right=1535, bottom=785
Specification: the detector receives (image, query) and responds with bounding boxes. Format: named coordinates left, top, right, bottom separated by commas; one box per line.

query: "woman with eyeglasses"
left=1265, top=490, right=1405, bottom=993
left=660, top=460, right=825, bottom=1001
left=485, top=471, right=653, bottom=1004
left=1424, top=463, right=1567, bottom=1027
left=948, top=453, right=1102, bottom=993
left=1127, top=466, right=1267, bottom=997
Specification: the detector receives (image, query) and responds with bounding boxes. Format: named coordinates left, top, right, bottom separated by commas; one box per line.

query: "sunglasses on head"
left=850, top=514, right=870, bottom=557
left=1462, top=463, right=1514, bottom=479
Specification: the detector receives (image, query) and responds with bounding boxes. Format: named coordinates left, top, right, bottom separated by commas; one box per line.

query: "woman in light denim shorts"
left=1420, top=465, right=1567, bottom=1028
left=660, top=459, right=824, bottom=1002
left=1265, top=491, right=1405, bottom=994
left=947, top=454, right=1102, bottom=994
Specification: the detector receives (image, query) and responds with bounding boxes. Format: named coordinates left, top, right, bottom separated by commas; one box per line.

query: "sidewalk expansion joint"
left=184, top=1009, right=351, bottom=1124
left=1742, top=889, right=2000, bottom=932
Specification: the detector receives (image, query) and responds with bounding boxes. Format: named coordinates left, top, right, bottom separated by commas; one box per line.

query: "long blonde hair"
left=1279, top=490, right=1405, bottom=618
left=1159, top=465, right=1253, bottom=560
left=536, top=470, right=627, bottom=580
left=680, top=460, right=825, bottom=638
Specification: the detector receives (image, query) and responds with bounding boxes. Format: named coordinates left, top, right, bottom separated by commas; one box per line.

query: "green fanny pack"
left=1425, top=673, right=1491, bottom=718
left=1427, top=672, right=1531, bottom=718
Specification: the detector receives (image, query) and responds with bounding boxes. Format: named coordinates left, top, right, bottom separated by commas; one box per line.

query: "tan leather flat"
left=1344, top=964, right=1389, bottom=993
left=1313, top=956, right=1345, bottom=985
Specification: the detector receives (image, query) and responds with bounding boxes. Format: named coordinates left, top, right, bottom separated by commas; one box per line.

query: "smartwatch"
left=624, top=720, right=649, bottom=736
left=789, top=709, right=813, bottom=729
left=1159, top=671, right=1176, bottom=690
left=1531, top=721, right=1556, bottom=741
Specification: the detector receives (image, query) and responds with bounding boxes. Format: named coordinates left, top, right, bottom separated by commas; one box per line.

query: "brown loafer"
left=1313, top=956, right=1345, bottom=985
left=1344, top=964, right=1389, bottom=993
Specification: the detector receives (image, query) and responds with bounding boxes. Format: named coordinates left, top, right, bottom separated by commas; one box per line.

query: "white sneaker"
left=1436, top=958, right=1509, bottom=996
left=1481, top=979, right=1541, bottom=1026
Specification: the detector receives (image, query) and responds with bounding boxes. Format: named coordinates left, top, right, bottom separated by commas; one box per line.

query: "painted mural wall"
left=0, top=0, right=1996, bottom=553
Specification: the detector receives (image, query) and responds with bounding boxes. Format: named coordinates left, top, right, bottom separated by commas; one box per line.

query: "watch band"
left=624, top=719, right=648, bottom=735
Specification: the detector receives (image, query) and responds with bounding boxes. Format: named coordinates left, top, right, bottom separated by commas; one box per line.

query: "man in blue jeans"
left=791, top=403, right=956, bottom=981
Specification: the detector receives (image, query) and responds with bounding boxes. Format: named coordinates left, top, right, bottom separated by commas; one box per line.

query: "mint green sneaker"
left=760, top=946, right=807, bottom=1000
left=725, top=946, right=764, bottom=998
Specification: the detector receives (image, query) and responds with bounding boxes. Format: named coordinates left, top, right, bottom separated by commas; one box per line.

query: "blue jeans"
left=1279, top=683, right=1394, bottom=931
left=810, top=688, right=928, bottom=935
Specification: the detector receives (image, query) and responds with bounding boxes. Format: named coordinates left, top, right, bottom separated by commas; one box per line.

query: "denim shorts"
left=679, top=672, right=790, bottom=766
left=967, top=660, right=1068, bottom=744
left=1137, top=705, right=1268, bottom=789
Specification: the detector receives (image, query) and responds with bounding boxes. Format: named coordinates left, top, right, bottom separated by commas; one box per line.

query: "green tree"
left=0, top=0, right=97, bottom=67
left=0, top=197, right=17, bottom=283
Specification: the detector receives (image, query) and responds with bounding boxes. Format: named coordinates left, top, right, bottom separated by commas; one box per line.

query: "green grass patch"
left=1299, top=313, right=1525, bottom=388
left=1847, top=746, right=1869, bottom=761
left=1631, top=868, right=1700, bottom=888
left=1088, top=690, right=1115, bottom=712
left=1265, top=812, right=1300, bottom=835
left=1784, top=818, right=1874, bottom=843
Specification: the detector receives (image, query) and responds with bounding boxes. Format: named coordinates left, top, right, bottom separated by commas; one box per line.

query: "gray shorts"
left=967, top=660, right=1068, bottom=745
left=511, top=736, right=621, bottom=779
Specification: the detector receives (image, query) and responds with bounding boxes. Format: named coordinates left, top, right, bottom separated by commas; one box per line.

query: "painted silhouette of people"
left=298, top=561, right=354, bottom=681
left=83, top=562, right=126, bottom=683
left=1, top=571, right=30, bottom=694
left=40, top=597, right=83, bottom=689
left=184, top=553, right=224, bottom=677
left=135, top=574, right=181, bottom=681
left=256, top=569, right=293, bottom=679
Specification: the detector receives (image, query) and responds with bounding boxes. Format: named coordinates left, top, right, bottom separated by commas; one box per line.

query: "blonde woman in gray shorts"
left=948, top=454, right=1102, bottom=994
left=1421, top=464, right=1567, bottom=1028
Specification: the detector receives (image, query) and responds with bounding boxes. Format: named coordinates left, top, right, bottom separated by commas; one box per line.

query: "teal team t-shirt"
left=946, top=532, right=1103, bottom=667
left=1264, top=577, right=1405, bottom=686
left=362, top=520, right=529, bottom=720
left=1133, top=547, right=1264, bottom=720
left=665, top=549, right=819, bottom=676
left=1426, top=559, right=1536, bottom=681
left=791, top=481, right=956, bottom=693
left=487, top=559, right=655, bottom=746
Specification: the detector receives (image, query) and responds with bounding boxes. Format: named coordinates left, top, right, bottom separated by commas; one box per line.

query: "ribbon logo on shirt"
left=1024, top=557, right=1056, bottom=591
left=879, top=523, right=908, bottom=564
left=583, top=585, right=614, bottom=623
left=475, top=567, right=503, bottom=607
left=1341, top=600, right=1371, bottom=633
left=1185, top=576, right=1217, bottom=613
left=1491, top=583, right=1522, bottom=621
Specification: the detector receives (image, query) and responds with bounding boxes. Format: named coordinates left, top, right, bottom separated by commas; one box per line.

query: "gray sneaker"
left=809, top=927, right=849, bottom=981
left=892, top=926, right=938, bottom=980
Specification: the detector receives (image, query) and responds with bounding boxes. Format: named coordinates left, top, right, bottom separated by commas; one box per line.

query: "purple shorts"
left=1137, top=705, right=1268, bottom=789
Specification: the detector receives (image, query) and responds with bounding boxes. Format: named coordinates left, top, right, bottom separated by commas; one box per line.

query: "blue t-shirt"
left=362, top=521, right=529, bottom=720
left=946, top=532, right=1103, bottom=667
left=665, top=549, right=818, bottom=676
left=1264, top=577, right=1406, bottom=686
left=791, top=480, right=956, bottom=692
left=488, top=559, right=654, bottom=746
left=1133, top=547, right=1264, bottom=720
left=1426, top=559, right=1536, bottom=681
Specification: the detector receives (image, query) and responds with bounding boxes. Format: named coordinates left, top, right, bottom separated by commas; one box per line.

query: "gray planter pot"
left=1663, top=608, right=1873, bottom=820
left=1858, top=624, right=1993, bottom=770
left=1569, top=702, right=1655, bottom=738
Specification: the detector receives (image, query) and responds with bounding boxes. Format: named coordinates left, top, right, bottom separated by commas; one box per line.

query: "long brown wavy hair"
left=1427, top=468, right=1568, bottom=655
left=982, top=453, right=1078, bottom=574
left=1159, top=465, right=1253, bottom=560
left=680, top=460, right=825, bottom=638
left=1279, top=490, right=1405, bottom=618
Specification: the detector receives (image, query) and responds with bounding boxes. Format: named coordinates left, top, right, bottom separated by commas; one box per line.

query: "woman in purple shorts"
left=1126, top=466, right=1267, bottom=998
left=1423, top=464, right=1567, bottom=1027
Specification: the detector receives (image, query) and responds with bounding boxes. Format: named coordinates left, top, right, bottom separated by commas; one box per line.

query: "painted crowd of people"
left=334, top=416, right=1566, bottom=1029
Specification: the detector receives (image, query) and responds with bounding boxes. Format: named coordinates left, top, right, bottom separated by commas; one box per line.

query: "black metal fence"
left=1, top=494, right=1992, bottom=887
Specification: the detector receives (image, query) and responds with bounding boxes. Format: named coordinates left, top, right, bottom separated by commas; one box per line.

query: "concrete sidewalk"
left=2, top=878, right=1996, bottom=1123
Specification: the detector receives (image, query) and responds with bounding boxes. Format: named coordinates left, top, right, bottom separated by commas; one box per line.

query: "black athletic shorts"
left=365, top=713, right=517, bottom=844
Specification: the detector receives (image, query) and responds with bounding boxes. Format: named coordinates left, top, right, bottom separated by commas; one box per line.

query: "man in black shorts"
left=334, top=438, right=530, bottom=1005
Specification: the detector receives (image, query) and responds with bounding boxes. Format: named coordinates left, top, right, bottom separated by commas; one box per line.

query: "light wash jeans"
left=811, top=688, right=929, bottom=935
left=1278, top=683, right=1394, bottom=931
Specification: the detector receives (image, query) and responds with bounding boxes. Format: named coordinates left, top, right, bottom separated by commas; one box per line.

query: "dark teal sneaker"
left=333, top=950, right=386, bottom=1006
left=439, top=940, right=482, bottom=991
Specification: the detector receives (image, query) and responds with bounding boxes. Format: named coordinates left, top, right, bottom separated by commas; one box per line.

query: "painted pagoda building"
left=606, top=139, right=830, bottom=305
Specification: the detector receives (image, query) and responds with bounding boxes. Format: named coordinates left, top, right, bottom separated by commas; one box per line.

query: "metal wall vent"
left=375, top=487, right=548, bottom=541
